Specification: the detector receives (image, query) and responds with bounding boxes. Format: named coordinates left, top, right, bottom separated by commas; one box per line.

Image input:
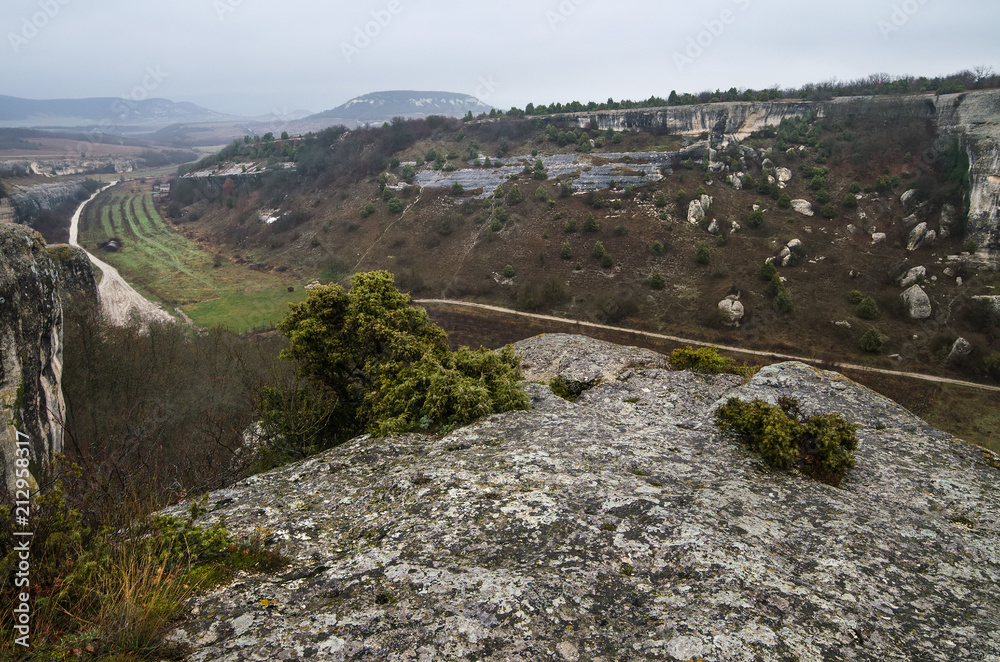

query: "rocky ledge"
left=164, top=334, right=1000, bottom=661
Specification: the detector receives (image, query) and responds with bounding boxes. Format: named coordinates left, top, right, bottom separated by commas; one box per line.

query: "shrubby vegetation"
left=715, top=396, right=859, bottom=486
left=267, top=271, right=529, bottom=444
left=669, top=347, right=754, bottom=377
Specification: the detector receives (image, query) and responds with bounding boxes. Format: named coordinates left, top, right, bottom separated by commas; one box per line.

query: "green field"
left=80, top=186, right=306, bottom=331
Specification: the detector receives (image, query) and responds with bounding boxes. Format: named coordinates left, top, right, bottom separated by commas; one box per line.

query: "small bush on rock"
left=715, top=396, right=859, bottom=486
left=669, top=347, right=753, bottom=377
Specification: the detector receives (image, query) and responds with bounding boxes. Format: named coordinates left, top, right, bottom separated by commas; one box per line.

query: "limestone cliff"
left=582, top=101, right=817, bottom=139
left=0, top=225, right=74, bottom=492
left=163, top=334, right=1000, bottom=661
left=46, top=243, right=99, bottom=304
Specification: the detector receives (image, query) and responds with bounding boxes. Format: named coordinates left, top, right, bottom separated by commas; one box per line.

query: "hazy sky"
left=3, top=0, right=996, bottom=116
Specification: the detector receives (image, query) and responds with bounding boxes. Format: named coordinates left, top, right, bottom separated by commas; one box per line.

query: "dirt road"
left=415, top=298, right=1000, bottom=394
left=69, top=185, right=175, bottom=326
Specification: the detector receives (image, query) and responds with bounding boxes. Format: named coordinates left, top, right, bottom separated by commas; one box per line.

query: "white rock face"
left=707, top=219, right=720, bottom=234
left=687, top=199, right=706, bottom=225
left=901, top=189, right=919, bottom=211
left=897, top=266, right=926, bottom=288
left=787, top=238, right=803, bottom=253
left=872, top=233, right=887, bottom=244
left=902, top=213, right=922, bottom=229
left=718, top=297, right=745, bottom=327
left=791, top=200, right=814, bottom=217
left=900, top=284, right=932, bottom=320
left=729, top=174, right=742, bottom=190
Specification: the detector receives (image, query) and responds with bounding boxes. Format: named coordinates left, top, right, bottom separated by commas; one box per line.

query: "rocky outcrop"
left=900, top=284, right=933, bottom=319
left=946, top=337, right=973, bottom=365
left=0, top=225, right=70, bottom=492
left=7, top=179, right=96, bottom=225
left=162, top=334, right=1000, bottom=661
left=46, top=244, right=99, bottom=304
left=907, top=222, right=936, bottom=251
left=687, top=195, right=711, bottom=225
left=897, top=265, right=926, bottom=288
left=582, top=101, right=816, bottom=139
left=791, top=199, right=814, bottom=217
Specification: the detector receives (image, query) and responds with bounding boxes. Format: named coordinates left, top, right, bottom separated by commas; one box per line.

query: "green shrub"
left=613, top=224, right=628, bottom=236
left=842, top=193, right=858, bottom=208
left=650, top=240, right=666, bottom=256
left=669, top=347, right=753, bottom=377
left=695, top=184, right=707, bottom=198
left=819, top=203, right=837, bottom=219
left=401, top=164, right=415, bottom=180
left=361, top=202, right=376, bottom=218
left=715, top=396, right=859, bottom=486
left=983, top=352, right=1000, bottom=381
left=560, top=242, right=573, bottom=260
left=564, top=218, right=577, bottom=233
left=747, top=209, right=765, bottom=228
left=273, top=271, right=528, bottom=440
left=583, top=213, right=600, bottom=232
left=772, top=290, right=794, bottom=314
left=600, top=253, right=614, bottom=269
left=815, top=189, right=831, bottom=205
left=654, top=192, right=667, bottom=208
left=675, top=190, right=687, bottom=205
left=695, top=243, right=711, bottom=265
left=810, top=175, right=826, bottom=190
left=856, top=296, right=879, bottom=320
left=591, top=240, right=606, bottom=259
left=550, top=376, right=578, bottom=402
left=450, top=182, right=465, bottom=196
left=847, top=289, right=864, bottom=304
left=859, top=328, right=883, bottom=353
left=849, top=181, right=862, bottom=194
left=387, top=197, right=405, bottom=213
left=506, top=184, right=523, bottom=205
left=534, top=185, right=548, bottom=202
left=650, top=274, right=665, bottom=290
left=778, top=193, right=792, bottom=209
left=503, top=264, right=515, bottom=278
left=760, top=261, right=778, bottom=282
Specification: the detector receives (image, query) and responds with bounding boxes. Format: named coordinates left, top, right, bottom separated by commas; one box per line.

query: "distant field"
left=79, top=184, right=306, bottom=331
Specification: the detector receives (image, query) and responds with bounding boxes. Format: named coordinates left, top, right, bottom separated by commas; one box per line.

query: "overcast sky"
left=3, top=0, right=996, bottom=116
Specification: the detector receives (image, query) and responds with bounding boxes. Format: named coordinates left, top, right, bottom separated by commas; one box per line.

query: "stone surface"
left=897, top=266, right=926, bottom=289
left=972, top=295, right=1000, bottom=326
left=688, top=198, right=707, bottom=225
left=791, top=199, right=814, bottom=216
left=775, top=167, right=792, bottom=188
left=900, top=284, right=933, bottom=320
left=907, top=222, right=931, bottom=251
left=717, top=297, right=745, bottom=327
left=162, top=334, right=1000, bottom=661
left=900, top=188, right=919, bottom=212
left=0, top=225, right=70, bottom=493
left=947, top=337, right=973, bottom=364
left=871, top=232, right=887, bottom=245
left=46, top=244, right=99, bottom=304
left=939, top=203, right=958, bottom=240
left=707, top=219, right=720, bottom=235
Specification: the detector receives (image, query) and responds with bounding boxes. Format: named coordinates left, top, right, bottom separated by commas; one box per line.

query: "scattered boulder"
left=707, top=219, right=720, bottom=234
left=730, top=220, right=741, bottom=234
left=938, top=204, right=958, bottom=239
left=791, top=200, right=814, bottom=217
left=687, top=198, right=709, bottom=225
left=946, top=337, right=973, bottom=365
left=902, top=213, right=922, bottom=230
left=900, top=189, right=919, bottom=212
left=787, top=238, right=804, bottom=254
left=847, top=224, right=862, bottom=235
left=835, top=320, right=852, bottom=329
left=762, top=157, right=774, bottom=169
left=775, top=167, right=792, bottom=188
left=718, top=296, right=745, bottom=328
left=304, top=280, right=322, bottom=290
left=900, top=284, right=932, bottom=320
left=871, top=233, right=887, bottom=245
left=897, top=266, right=926, bottom=288
left=906, top=223, right=936, bottom=251
left=729, top=174, right=742, bottom=190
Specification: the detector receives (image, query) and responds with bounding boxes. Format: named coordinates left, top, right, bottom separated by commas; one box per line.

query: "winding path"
left=69, top=185, right=175, bottom=326
left=415, top=298, right=1000, bottom=394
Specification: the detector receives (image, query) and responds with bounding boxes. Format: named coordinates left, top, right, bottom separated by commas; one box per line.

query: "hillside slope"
left=163, top=334, right=1000, bottom=661
left=309, top=90, right=493, bottom=124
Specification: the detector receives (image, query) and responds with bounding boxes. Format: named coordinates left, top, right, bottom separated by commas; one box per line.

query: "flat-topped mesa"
left=162, top=334, right=1000, bottom=661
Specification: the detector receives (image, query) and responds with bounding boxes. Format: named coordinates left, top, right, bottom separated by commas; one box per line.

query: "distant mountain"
left=308, top=91, right=493, bottom=124
left=0, top=95, right=233, bottom=129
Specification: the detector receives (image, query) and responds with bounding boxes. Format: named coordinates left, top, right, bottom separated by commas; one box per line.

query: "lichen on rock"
left=162, top=335, right=1000, bottom=661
